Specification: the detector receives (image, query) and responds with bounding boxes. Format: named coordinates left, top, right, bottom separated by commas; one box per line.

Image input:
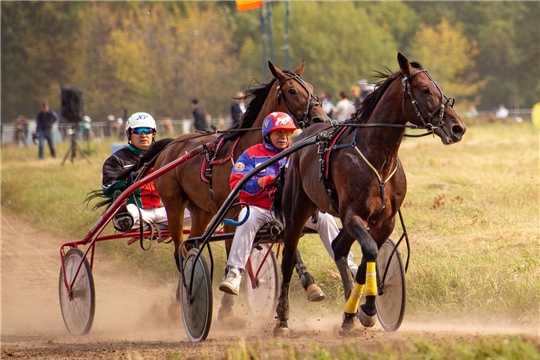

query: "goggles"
left=131, top=127, right=155, bottom=135
left=272, top=130, right=293, bottom=137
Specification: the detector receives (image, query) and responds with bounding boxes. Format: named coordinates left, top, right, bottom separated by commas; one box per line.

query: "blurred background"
left=2, top=1, right=539, bottom=145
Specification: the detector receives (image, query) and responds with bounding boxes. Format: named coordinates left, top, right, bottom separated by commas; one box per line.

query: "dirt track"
left=1, top=213, right=538, bottom=359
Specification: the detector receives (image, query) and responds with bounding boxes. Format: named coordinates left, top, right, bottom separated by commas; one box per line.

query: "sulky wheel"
left=58, top=248, right=96, bottom=336
left=375, top=238, right=406, bottom=331
left=245, top=243, right=279, bottom=319
left=180, top=248, right=212, bottom=342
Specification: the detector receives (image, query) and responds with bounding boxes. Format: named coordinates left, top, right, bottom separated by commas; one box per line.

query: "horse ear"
left=294, top=59, right=305, bottom=76
left=397, top=52, right=413, bottom=77
left=268, top=60, right=284, bottom=80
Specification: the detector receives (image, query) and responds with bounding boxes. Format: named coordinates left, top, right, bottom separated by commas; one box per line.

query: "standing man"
left=230, top=92, right=246, bottom=127
left=36, top=101, right=58, bottom=159
left=191, top=98, right=207, bottom=132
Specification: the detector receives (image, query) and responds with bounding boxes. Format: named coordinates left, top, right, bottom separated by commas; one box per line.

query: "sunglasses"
left=132, top=127, right=154, bottom=135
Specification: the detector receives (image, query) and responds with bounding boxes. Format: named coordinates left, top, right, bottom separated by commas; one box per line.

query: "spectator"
left=106, top=115, right=116, bottom=137
left=350, top=86, right=362, bottom=111
left=35, top=101, right=58, bottom=159
left=318, top=91, right=334, bottom=119
left=357, top=79, right=369, bottom=106
left=333, top=91, right=356, bottom=123
left=81, top=115, right=93, bottom=141
left=466, top=105, right=479, bottom=118
left=230, top=92, right=247, bottom=127
left=191, top=98, right=207, bottom=132
left=13, top=115, right=28, bottom=147
left=162, top=116, right=174, bottom=135
left=496, top=104, right=509, bottom=118
left=219, top=111, right=356, bottom=296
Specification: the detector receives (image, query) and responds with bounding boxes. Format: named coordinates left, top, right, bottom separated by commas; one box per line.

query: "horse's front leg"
left=340, top=216, right=378, bottom=331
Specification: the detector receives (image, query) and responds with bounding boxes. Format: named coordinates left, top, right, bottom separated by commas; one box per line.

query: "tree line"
left=1, top=1, right=538, bottom=124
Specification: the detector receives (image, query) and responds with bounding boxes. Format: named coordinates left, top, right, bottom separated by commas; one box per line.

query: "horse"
left=271, top=52, right=466, bottom=335
left=152, top=60, right=331, bottom=318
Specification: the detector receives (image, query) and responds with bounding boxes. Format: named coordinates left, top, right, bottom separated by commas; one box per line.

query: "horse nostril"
left=452, top=125, right=465, bottom=136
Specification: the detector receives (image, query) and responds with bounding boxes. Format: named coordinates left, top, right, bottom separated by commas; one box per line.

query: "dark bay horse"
left=272, top=53, right=466, bottom=335
left=153, top=61, right=330, bottom=318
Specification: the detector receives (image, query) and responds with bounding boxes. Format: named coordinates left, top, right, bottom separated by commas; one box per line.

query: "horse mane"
left=347, top=61, right=424, bottom=125
left=224, top=76, right=278, bottom=140
left=84, top=138, right=175, bottom=212
left=224, top=68, right=299, bottom=140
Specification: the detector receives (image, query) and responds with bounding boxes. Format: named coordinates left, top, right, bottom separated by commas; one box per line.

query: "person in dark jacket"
left=191, top=98, right=207, bottom=132
left=35, top=102, right=58, bottom=159
left=230, top=92, right=246, bottom=127
left=102, top=112, right=181, bottom=231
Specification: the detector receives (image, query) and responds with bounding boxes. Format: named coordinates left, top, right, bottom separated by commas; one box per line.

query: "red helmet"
left=262, top=112, right=297, bottom=139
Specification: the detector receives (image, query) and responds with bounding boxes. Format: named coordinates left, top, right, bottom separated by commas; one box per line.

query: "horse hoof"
left=357, top=308, right=377, bottom=328
left=340, top=312, right=356, bottom=332
left=273, top=326, right=290, bottom=338
left=306, top=284, right=325, bottom=302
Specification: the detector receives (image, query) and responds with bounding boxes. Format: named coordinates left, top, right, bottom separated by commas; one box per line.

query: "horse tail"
left=271, top=165, right=287, bottom=227
left=84, top=189, right=113, bottom=212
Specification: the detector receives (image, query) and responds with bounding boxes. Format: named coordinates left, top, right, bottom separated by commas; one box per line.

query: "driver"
left=219, top=111, right=355, bottom=296
left=102, top=112, right=169, bottom=231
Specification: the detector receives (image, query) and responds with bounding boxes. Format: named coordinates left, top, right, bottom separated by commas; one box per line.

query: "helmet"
left=262, top=112, right=296, bottom=140
left=125, top=112, right=156, bottom=140
left=83, top=115, right=91, bottom=122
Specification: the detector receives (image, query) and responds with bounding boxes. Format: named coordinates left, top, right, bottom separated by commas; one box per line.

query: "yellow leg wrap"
left=365, top=262, right=377, bottom=296
left=344, top=283, right=365, bottom=314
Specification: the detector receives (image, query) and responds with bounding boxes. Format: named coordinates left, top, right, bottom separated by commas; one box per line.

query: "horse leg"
left=274, top=228, right=303, bottom=337
left=332, top=231, right=356, bottom=301
left=294, top=249, right=325, bottom=302
left=339, top=215, right=378, bottom=330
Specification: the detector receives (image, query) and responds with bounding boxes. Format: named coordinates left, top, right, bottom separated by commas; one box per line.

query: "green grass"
left=2, top=123, right=539, bottom=358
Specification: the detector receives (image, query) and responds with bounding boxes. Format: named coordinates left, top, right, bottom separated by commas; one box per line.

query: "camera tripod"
left=61, top=124, right=91, bottom=165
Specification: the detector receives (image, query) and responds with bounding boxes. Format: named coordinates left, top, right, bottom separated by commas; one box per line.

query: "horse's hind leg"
left=294, top=249, right=325, bottom=302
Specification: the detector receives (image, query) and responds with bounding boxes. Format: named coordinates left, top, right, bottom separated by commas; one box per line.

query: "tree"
left=408, top=19, right=486, bottom=113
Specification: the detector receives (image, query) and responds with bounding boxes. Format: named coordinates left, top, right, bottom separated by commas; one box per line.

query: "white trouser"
left=227, top=206, right=353, bottom=270
left=126, top=204, right=169, bottom=228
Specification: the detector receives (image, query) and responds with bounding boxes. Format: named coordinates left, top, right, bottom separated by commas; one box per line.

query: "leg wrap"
left=365, top=262, right=377, bottom=296
left=344, top=282, right=365, bottom=314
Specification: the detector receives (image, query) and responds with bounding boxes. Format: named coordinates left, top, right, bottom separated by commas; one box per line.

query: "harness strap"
left=200, top=137, right=240, bottom=184
left=353, top=145, right=398, bottom=225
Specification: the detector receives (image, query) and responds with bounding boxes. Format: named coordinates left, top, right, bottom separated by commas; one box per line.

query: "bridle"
left=276, top=71, right=320, bottom=129
left=401, top=69, right=455, bottom=133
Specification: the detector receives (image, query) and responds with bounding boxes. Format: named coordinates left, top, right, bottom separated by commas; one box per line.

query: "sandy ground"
left=1, top=213, right=538, bottom=359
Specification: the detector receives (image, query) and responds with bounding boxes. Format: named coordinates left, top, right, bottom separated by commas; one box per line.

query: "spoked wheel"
left=375, top=238, right=406, bottom=331
left=245, top=244, right=279, bottom=319
left=58, top=248, right=95, bottom=335
left=180, top=248, right=212, bottom=342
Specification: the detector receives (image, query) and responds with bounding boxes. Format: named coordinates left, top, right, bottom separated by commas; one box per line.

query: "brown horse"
left=272, top=53, right=466, bottom=335
left=153, top=61, right=330, bottom=317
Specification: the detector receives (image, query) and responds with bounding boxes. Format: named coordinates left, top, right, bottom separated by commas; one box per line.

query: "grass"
left=2, top=123, right=539, bottom=358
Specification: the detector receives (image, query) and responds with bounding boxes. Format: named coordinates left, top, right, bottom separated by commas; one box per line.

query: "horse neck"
left=359, top=87, right=407, bottom=169
left=235, top=88, right=285, bottom=157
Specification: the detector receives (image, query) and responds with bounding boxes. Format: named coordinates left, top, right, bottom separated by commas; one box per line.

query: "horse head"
left=268, top=60, right=330, bottom=128
left=398, top=52, right=466, bottom=144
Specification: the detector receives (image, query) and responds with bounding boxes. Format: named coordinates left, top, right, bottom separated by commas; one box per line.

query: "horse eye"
left=288, top=88, right=298, bottom=95
left=421, top=87, right=430, bottom=95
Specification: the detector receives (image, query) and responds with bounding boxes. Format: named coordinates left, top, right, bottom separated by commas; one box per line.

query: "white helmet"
left=125, top=112, right=156, bottom=140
